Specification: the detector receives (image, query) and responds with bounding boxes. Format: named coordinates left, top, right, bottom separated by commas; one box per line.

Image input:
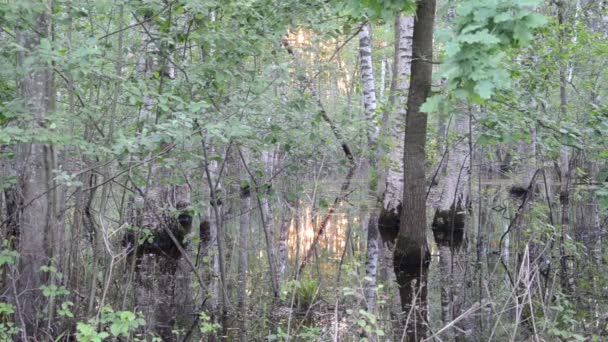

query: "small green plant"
left=102, top=309, right=146, bottom=338
left=357, top=309, right=385, bottom=339
left=295, top=277, right=319, bottom=310
left=76, top=322, right=110, bottom=342
left=198, top=311, right=221, bottom=335
left=0, top=242, right=19, bottom=267
left=280, top=277, right=319, bottom=310
left=0, top=302, right=19, bottom=340
left=40, top=262, right=71, bottom=327
left=57, top=301, right=74, bottom=318
left=40, top=264, right=70, bottom=298
left=266, top=327, right=289, bottom=341
left=127, top=225, right=154, bottom=245
left=298, top=325, right=322, bottom=340
left=543, top=294, right=585, bottom=342
left=0, top=245, right=19, bottom=339
left=75, top=306, right=145, bottom=341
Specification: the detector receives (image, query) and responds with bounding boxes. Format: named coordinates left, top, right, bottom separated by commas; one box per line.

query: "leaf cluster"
left=441, top=0, right=547, bottom=101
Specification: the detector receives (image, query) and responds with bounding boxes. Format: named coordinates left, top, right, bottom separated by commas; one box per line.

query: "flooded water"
left=287, top=206, right=355, bottom=261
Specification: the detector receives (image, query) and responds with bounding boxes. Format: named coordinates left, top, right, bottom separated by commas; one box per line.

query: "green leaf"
left=493, top=12, right=513, bottom=23
left=474, top=80, right=495, bottom=99
left=525, top=13, right=548, bottom=28
left=420, top=95, right=443, bottom=113
left=458, top=30, right=501, bottom=45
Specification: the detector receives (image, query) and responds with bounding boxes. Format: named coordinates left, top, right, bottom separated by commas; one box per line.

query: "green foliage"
left=198, top=311, right=221, bottom=335
left=280, top=276, right=319, bottom=310
left=0, top=243, right=19, bottom=267
left=296, top=277, right=319, bottom=309
left=0, top=0, right=605, bottom=340
left=266, top=324, right=322, bottom=341
left=105, top=310, right=146, bottom=338
left=40, top=264, right=70, bottom=298
left=0, top=302, right=18, bottom=340
left=0, top=246, right=19, bottom=339
left=334, top=0, right=416, bottom=22
left=127, top=225, right=155, bottom=245
left=58, top=301, right=74, bottom=318
left=76, top=323, right=110, bottom=342
left=543, top=294, right=586, bottom=342
left=597, top=182, right=608, bottom=211
left=298, top=325, right=322, bottom=340
left=76, top=307, right=145, bottom=342
left=266, top=327, right=289, bottom=341
left=439, top=0, right=547, bottom=102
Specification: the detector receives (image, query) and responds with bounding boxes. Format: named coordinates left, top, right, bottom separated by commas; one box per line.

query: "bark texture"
left=14, top=7, right=56, bottom=333
left=394, top=1, right=436, bottom=340
left=358, top=21, right=380, bottom=312
left=237, top=156, right=251, bottom=342
left=377, top=14, right=414, bottom=331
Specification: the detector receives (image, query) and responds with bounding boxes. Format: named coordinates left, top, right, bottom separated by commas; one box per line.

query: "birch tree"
left=377, top=15, right=414, bottom=326
left=358, top=20, right=381, bottom=312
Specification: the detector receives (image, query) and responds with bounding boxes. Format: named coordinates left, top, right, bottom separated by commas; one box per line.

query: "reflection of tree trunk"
left=284, top=37, right=356, bottom=278
left=430, top=113, right=470, bottom=341
left=509, top=123, right=541, bottom=335
left=394, top=1, right=435, bottom=340
left=126, top=15, right=193, bottom=339
left=14, top=8, right=56, bottom=333
left=130, top=167, right=193, bottom=340
left=239, top=149, right=279, bottom=298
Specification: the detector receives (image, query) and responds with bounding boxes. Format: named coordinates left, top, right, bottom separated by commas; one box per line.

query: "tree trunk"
left=202, top=142, right=226, bottom=341
left=557, top=0, right=577, bottom=295
left=14, top=6, right=56, bottom=334
left=358, top=21, right=381, bottom=313
left=394, top=1, right=436, bottom=340
left=377, top=14, right=414, bottom=331
left=237, top=155, right=251, bottom=342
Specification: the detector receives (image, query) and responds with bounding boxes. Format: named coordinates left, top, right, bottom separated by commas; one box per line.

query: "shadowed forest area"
left=1, top=0, right=608, bottom=341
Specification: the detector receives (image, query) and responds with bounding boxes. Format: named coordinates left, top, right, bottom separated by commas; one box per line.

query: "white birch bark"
left=380, top=47, right=387, bottom=102
left=382, top=15, right=413, bottom=214
left=377, top=16, right=414, bottom=326
left=206, top=152, right=223, bottom=334
left=358, top=21, right=381, bottom=313
left=261, top=150, right=278, bottom=287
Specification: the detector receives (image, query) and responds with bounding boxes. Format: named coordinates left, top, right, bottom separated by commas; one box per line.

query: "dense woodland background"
left=0, top=0, right=607, bottom=341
